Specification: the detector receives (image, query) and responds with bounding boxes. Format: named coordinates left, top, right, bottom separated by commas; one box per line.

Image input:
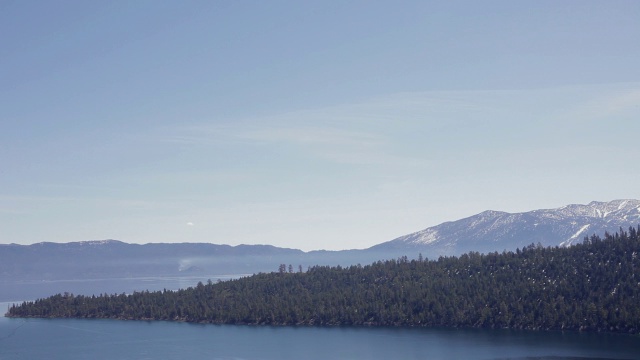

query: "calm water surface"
left=0, top=275, right=246, bottom=302
left=2, top=276, right=639, bottom=360
left=1, top=303, right=639, bottom=360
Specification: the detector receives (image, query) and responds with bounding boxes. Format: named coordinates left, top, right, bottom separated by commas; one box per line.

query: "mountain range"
left=2, top=199, right=639, bottom=300
left=372, top=199, right=640, bottom=255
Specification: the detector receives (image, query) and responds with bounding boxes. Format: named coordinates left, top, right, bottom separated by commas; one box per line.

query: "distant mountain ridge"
left=0, top=240, right=303, bottom=281
left=371, top=199, right=640, bottom=255
left=2, top=199, right=640, bottom=301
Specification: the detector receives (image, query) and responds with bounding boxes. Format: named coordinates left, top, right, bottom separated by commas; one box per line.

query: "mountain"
left=370, top=199, right=640, bottom=256
left=0, top=240, right=304, bottom=281
left=3, top=200, right=640, bottom=281
left=3, top=199, right=640, bottom=301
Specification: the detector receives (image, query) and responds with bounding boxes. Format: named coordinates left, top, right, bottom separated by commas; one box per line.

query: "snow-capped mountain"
left=370, top=199, right=640, bottom=256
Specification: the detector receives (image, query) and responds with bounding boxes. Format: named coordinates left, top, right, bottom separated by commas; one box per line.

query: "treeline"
left=7, top=227, right=640, bottom=334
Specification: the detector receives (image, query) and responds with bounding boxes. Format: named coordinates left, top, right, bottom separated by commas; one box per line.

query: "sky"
left=2, top=1, right=640, bottom=251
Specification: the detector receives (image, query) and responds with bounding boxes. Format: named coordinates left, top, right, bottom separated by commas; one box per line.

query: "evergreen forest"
left=7, top=228, right=640, bottom=334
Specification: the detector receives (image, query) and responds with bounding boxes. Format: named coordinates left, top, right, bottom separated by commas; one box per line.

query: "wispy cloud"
left=240, top=126, right=394, bottom=165
left=153, top=120, right=398, bottom=166
left=0, top=194, right=184, bottom=212
left=543, top=82, right=640, bottom=122
left=148, top=82, right=640, bottom=172
left=591, top=87, right=640, bottom=117
left=0, top=207, right=27, bottom=215
left=147, top=124, right=238, bottom=147
left=241, top=126, right=383, bottom=147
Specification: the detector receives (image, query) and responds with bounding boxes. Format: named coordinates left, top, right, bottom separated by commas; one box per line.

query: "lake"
left=1, top=276, right=639, bottom=360
left=0, top=275, right=248, bottom=302
left=2, top=304, right=639, bottom=360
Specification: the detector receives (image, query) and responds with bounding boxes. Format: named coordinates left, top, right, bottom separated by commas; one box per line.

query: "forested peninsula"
left=7, top=228, right=640, bottom=334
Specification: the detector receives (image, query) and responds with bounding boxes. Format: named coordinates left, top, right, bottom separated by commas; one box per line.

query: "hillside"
left=8, top=227, right=640, bottom=334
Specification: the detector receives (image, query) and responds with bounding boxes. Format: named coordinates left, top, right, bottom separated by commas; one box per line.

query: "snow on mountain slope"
left=370, top=199, right=640, bottom=256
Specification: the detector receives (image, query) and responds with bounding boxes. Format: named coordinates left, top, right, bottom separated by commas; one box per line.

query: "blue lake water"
left=2, top=307, right=639, bottom=360
left=1, top=276, right=639, bottom=360
left=0, top=275, right=247, bottom=302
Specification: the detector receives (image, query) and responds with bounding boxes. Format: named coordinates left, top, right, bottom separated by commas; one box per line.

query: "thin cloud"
left=543, top=82, right=640, bottom=122
left=150, top=82, right=640, bottom=169
left=0, top=207, right=26, bottom=215
left=0, top=194, right=184, bottom=212
left=240, top=126, right=394, bottom=165
left=597, top=88, right=640, bottom=115
left=241, top=127, right=383, bottom=147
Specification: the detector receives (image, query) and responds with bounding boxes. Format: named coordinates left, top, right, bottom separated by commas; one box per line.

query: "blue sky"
left=2, top=1, right=640, bottom=250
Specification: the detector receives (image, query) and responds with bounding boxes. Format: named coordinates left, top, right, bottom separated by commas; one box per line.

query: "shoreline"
left=5, top=313, right=639, bottom=336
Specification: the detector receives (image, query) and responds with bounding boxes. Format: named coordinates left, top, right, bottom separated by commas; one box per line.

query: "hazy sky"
left=2, top=1, right=640, bottom=251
